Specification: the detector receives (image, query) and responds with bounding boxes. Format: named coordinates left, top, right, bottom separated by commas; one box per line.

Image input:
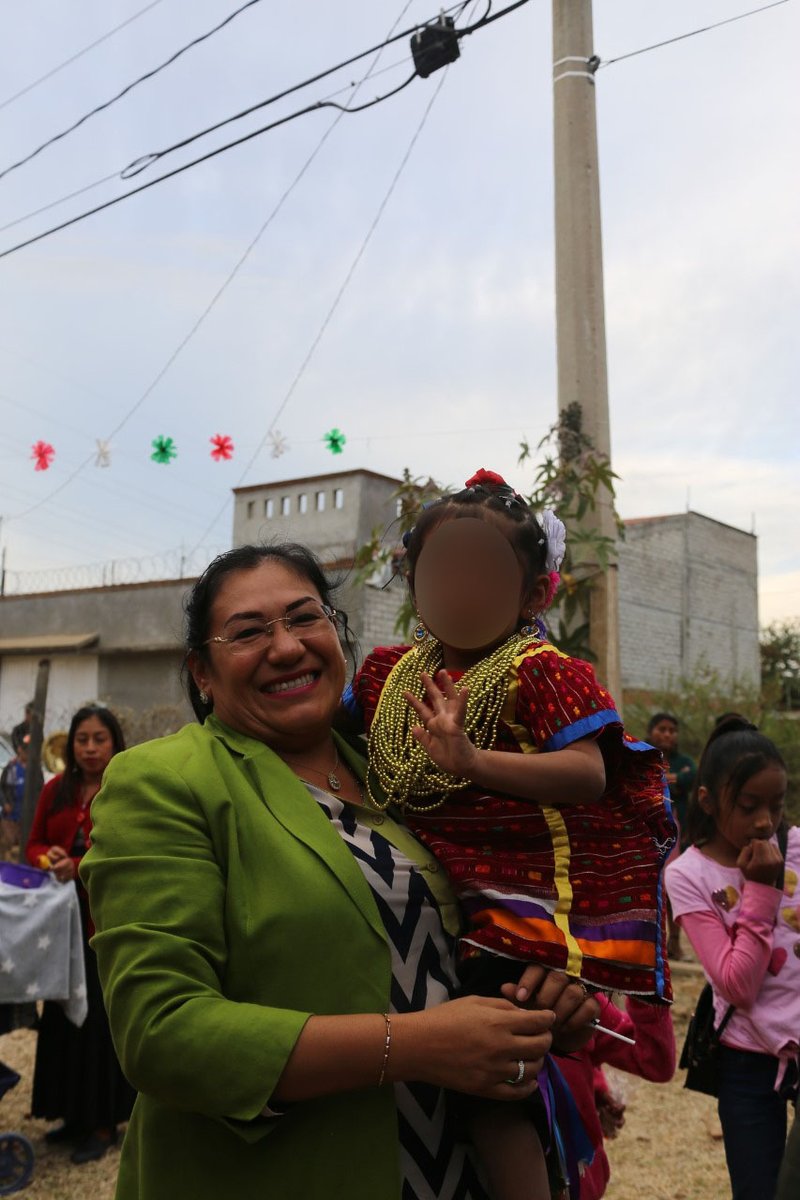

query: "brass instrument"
left=42, top=730, right=68, bottom=774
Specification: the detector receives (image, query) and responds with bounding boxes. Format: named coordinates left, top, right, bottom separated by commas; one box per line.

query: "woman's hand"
left=47, top=845, right=76, bottom=882
left=499, top=965, right=601, bottom=1052
left=400, top=995, right=554, bottom=1100
left=738, top=838, right=783, bottom=886
left=404, top=671, right=478, bottom=778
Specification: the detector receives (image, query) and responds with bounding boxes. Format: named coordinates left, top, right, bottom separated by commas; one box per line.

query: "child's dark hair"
left=647, top=711, right=679, bottom=733
left=403, top=472, right=548, bottom=595
left=182, top=541, right=357, bottom=722
left=683, top=714, right=786, bottom=846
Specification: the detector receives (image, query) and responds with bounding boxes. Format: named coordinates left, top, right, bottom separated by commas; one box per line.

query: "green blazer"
left=81, top=716, right=460, bottom=1200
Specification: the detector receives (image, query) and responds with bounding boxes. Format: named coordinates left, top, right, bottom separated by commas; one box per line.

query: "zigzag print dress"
left=309, top=784, right=491, bottom=1200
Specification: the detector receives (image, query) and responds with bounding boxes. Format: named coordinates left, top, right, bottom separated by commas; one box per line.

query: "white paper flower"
left=540, top=509, right=567, bottom=572
left=268, top=429, right=289, bottom=459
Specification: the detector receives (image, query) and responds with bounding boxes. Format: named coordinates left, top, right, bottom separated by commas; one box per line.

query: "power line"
left=0, top=55, right=410, bottom=237
left=0, top=0, right=266, bottom=181
left=0, top=70, right=416, bottom=261
left=3, top=1, right=420, bottom=528
left=599, top=0, right=790, bottom=69
left=0, top=1, right=522, bottom=261
left=0, top=172, right=119, bottom=236
left=119, top=1, right=473, bottom=179
left=0, top=0, right=167, bottom=112
left=189, top=67, right=452, bottom=553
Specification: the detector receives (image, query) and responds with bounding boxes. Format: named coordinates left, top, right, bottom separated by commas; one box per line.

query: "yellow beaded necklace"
left=365, top=630, right=533, bottom=813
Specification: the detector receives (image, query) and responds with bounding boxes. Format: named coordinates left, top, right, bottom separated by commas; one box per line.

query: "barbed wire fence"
left=1, top=544, right=229, bottom=595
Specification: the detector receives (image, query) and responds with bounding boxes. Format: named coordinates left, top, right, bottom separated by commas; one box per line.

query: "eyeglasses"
left=205, top=602, right=337, bottom=655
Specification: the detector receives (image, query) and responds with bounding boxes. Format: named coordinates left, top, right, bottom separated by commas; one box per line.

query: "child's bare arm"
left=405, top=670, right=605, bottom=804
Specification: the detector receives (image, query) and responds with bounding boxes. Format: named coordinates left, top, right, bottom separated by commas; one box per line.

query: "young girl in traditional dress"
left=666, top=716, right=798, bottom=1200
left=343, top=468, right=675, bottom=1199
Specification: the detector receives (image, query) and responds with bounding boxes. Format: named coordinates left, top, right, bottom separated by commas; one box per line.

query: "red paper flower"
left=464, top=467, right=508, bottom=489
left=31, top=440, right=55, bottom=471
left=210, top=433, right=234, bottom=462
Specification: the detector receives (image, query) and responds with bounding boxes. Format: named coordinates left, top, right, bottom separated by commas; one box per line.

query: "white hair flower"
left=540, top=509, right=566, bottom=572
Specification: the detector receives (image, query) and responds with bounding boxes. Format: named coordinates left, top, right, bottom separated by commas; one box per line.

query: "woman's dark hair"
left=683, top=714, right=786, bottom=846
left=54, top=704, right=126, bottom=811
left=403, top=480, right=548, bottom=598
left=647, top=711, right=679, bottom=733
left=182, top=542, right=357, bottom=722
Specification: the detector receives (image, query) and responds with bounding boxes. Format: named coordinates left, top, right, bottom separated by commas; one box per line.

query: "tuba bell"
left=42, top=730, right=68, bottom=774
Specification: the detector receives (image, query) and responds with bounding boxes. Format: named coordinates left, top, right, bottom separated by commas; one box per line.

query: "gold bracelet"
left=377, top=1013, right=392, bottom=1087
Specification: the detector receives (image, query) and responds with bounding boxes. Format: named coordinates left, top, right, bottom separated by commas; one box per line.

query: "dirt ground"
left=0, top=956, right=733, bottom=1199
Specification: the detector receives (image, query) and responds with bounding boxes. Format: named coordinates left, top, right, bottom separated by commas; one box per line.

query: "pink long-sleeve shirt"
left=666, top=829, right=800, bottom=1066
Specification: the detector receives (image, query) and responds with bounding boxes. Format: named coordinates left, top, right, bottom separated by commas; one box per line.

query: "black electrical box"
left=411, top=15, right=460, bottom=79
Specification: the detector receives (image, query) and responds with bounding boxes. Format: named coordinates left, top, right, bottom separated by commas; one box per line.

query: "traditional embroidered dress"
left=345, top=640, right=676, bottom=999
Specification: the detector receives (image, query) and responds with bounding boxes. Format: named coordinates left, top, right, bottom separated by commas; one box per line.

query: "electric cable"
left=0, top=0, right=518, bottom=260
left=3, top=1, right=420, bottom=527
left=0, top=0, right=167, bottom=112
left=188, top=66, right=452, bottom=553
left=0, top=0, right=266, bottom=181
left=0, top=172, right=119, bottom=236
left=0, top=54, right=410, bottom=236
left=0, top=73, right=416, bottom=262
left=598, top=0, right=790, bottom=69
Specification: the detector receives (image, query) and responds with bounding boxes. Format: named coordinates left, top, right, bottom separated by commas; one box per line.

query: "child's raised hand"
left=403, top=671, right=479, bottom=779
left=737, top=837, right=784, bottom=886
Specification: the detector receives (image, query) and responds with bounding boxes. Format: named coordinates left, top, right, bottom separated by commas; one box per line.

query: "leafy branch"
left=353, top=405, right=622, bottom=656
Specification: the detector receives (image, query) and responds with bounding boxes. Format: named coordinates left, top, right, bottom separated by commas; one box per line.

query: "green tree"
left=760, top=620, right=800, bottom=710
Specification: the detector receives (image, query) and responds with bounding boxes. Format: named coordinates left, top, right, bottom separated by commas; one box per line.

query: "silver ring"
left=504, top=1059, right=525, bottom=1086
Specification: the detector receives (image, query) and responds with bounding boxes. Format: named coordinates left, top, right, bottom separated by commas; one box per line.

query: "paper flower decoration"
left=95, top=439, right=111, bottom=468
left=268, top=429, right=289, bottom=459
left=541, top=509, right=567, bottom=572
left=31, top=440, right=55, bottom=471
left=150, top=435, right=177, bottom=464
left=210, top=434, right=234, bottom=462
left=323, top=428, right=346, bottom=455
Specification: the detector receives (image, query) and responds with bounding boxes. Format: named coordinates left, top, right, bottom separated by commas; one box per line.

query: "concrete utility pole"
left=19, top=658, right=50, bottom=856
left=552, top=0, right=620, bottom=698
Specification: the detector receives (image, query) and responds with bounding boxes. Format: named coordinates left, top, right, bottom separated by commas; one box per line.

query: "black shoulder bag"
left=679, top=823, right=788, bottom=1098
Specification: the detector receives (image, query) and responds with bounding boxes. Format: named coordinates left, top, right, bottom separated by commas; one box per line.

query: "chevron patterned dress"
left=310, top=784, right=491, bottom=1200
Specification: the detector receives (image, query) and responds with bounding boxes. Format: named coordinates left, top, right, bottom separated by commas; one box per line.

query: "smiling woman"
left=78, top=541, right=589, bottom=1200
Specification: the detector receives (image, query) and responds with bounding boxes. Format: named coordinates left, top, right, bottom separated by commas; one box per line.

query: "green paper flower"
left=151, top=435, right=177, bottom=464
left=323, top=428, right=346, bottom=454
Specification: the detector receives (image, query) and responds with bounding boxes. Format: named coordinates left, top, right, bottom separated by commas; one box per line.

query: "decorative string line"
left=1, top=1, right=420, bottom=528
left=186, top=66, right=453, bottom=556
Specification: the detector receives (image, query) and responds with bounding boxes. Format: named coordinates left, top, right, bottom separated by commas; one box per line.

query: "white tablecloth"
left=0, top=877, right=88, bottom=1026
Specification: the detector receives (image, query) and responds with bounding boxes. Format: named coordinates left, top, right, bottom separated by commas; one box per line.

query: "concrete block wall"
left=361, top=580, right=408, bottom=656
left=232, top=469, right=401, bottom=562
left=618, top=513, right=759, bottom=691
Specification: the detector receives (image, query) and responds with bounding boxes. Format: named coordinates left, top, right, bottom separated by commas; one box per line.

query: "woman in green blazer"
left=82, top=543, right=567, bottom=1199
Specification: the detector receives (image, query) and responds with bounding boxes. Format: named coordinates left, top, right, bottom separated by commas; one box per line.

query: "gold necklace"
left=284, top=746, right=342, bottom=792
left=366, top=631, right=530, bottom=813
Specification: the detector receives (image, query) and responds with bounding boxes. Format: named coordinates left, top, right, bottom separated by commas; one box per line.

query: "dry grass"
left=1, top=959, right=731, bottom=1199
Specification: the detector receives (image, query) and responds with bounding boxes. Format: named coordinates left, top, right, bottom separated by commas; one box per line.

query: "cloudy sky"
left=1, top=0, right=797, bottom=624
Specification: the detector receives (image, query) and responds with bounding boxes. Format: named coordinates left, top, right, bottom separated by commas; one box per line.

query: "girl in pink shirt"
left=666, top=715, right=798, bottom=1200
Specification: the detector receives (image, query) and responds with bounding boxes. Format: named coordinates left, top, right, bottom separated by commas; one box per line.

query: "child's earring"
left=520, top=612, right=544, bottom=639
left=199, top=689, right=210, bottom=705
left=412, top=617, right=429, bottom=645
